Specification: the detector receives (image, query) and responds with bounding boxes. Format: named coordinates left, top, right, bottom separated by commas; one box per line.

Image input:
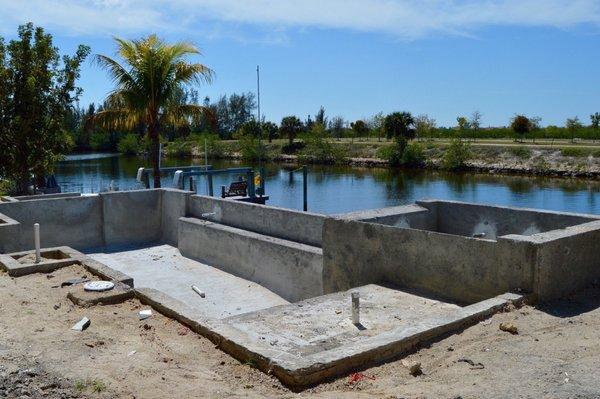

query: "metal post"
left=351, top=292, right=360, bottom=325
left=34, top=223, right=41, bottom=264
left=259, top=167, right=266, bottom=196
left=303, top=166, right=308, bottom=212
left=247, top=170, right=256, bottom=198
left=207, top=173, right=214, bottom=196
left=143, top=172, right=150, bottom=189
left=189, top=176, right=194, bottom=192
left=158, top=143, right=163, bottom=170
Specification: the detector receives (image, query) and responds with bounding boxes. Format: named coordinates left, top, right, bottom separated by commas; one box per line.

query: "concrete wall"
left=339, top=204, right=437, bottom=230
left=418, top=200, right=598, bottom=240
left=178, top=217, right=323, bottom=302
left=188, top=195, right=325, bottom=247
left=0, top=190, right=166, bottom=253
left=100, top=190, right=162, bottom=247
left=522, top=220, right=600, bottom=301
left=161, top=189, right=193, bottom=246
left=322, top=217, right=535, bottom=304
left=0, top=196, right=104, bottom=253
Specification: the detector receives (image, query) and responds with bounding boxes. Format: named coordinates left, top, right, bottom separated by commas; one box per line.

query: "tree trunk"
left=149, top=123, right=161, bottom=188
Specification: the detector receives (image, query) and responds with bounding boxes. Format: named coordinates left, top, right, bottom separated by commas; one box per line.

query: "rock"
left=499, top=322, right=519, bottom=335
left=401, top=359, right=422, bottom=376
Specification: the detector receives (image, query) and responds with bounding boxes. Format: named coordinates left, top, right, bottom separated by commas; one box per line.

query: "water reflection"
left=54, top=154, right=600, bottom=215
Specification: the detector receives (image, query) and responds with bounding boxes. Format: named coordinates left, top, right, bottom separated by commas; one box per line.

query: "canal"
left=55, top=153, right=600, bottom=215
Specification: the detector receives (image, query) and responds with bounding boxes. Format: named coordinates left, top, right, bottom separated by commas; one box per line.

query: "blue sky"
left=0, top=0, right=599, bottom=127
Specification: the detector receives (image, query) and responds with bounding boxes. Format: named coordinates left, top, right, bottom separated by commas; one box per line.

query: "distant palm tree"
left=94, top=35, right=213, bottom=187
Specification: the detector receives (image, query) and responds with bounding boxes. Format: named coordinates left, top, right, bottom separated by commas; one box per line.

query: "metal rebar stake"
left=351, top=291, right=360, bottom=325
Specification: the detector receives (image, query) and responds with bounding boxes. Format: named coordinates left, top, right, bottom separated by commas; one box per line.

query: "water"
left=55, top=153, right=600, bottom=215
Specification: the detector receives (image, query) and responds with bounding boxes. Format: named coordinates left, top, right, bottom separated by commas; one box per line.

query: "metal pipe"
left=34, top=223, right=41, bottom=263
left=351, top=291, right=360, bottom=325
left=303, top=166, right=308, bottom=212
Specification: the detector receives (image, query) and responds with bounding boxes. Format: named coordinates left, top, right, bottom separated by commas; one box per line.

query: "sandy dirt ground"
left=1, top=264, right=599, bottom=398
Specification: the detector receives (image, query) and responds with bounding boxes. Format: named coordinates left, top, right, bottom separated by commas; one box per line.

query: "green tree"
left=384, top=112, right=415, bottom=141
left=314, top=106, right=327, bottom=127
left=368, top=112, right=385, bottom=142
left=350, top=120, right=369, bottom=142
left=510, top=115, right=531, bottom=142
left=0, top=23, right=89, bottom=194
left=469, top=111, right=482, bottom=141
left=235, top=119, right=261, bottom=139
left=414, top=114, right=436, bottom=140
left=261, top=121, right=279, bottom=143
left=456, top=116, right=470, bottom=137
left=565, top=117, right=583, bottom=143
left=591, top=112, right=600, bottom=129
left=329, top=116, right=346, bottom=140
left=94, top=35, right=213, bottom=188
left=280, top=116, right=303, bottom=146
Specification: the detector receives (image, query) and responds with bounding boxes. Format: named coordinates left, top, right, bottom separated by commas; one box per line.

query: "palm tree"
left=94, top=35, right=213, bottom=188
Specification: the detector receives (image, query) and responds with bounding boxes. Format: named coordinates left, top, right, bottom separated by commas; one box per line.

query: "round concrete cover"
left=84, top=281, right=115, bottom=292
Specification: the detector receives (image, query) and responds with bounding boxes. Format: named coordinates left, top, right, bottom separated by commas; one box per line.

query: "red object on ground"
left=348, top=372, right=376, bottom=384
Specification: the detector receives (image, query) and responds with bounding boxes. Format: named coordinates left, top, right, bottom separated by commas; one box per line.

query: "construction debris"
left=71, top=317, right=91, bottom=331
left=192, top=285, right=206, bottom=298
left=139, top=309, right=152, bottom=320
left=61, top=278, right=89, bottom=288
left=458, top=358, right=485, bottom=369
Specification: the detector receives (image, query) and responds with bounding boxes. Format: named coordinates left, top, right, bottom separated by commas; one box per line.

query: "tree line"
left=2, top=23, right=600, bottom=193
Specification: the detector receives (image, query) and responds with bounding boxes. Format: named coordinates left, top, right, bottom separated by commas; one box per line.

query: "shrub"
left=239, top=135, right=267, bottom=161
left=164, top=138, right=193, bottom=158
left=0, top=179, right=15, bottom=196
left=443, top=139, right=471, bottom=170
left=561, top=147, right=585, bottom=157
left=376, top=137, right=407, bottom=166
left=401, top=142, right=425, bottom=166
left=90, top=131, right=111, bottom=151
left=509, top=146, right=532, bottom=159
left=117, top=133, right=140, bottom=155
left=376, top=144, right=398, bottom=162
left=191, top=132, right=227, bottom=158
left=299, top=125, right=344, bottom=163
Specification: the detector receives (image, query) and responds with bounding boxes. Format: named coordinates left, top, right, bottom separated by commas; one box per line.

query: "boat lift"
left=136, top=165, right=212, bottom=189
left=171, top=167, right=268, bottom=204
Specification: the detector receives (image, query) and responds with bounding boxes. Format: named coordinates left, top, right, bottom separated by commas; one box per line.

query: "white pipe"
left=34, top=223, right=41, bottom=263
left=351, top=291, right=360, bottom=325
left=191, top=285, right=205, bottom=298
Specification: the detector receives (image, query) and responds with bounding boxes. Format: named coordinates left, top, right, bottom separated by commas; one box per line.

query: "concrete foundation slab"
left=88, top=244, right=289, bottom=319
left=212, top=285, right=523, bottom=387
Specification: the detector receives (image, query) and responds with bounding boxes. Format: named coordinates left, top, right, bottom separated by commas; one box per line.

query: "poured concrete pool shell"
left=1, top=189, right=599, bottom=387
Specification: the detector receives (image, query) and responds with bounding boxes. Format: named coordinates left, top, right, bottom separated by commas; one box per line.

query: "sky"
left=0, top=0, right=599, bottom=127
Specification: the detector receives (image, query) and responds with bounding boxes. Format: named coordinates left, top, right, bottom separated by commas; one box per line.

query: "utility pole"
left=256, top=65, right=265, bottom=196
left=257, top=65, right=261, bottom=129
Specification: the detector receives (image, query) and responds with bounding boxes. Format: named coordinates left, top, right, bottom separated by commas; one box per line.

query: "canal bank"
left=53, top=154, right=600, bottom=215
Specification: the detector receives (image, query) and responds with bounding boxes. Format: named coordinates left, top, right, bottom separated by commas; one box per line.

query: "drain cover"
left=83, top=281, right=115, bottom=292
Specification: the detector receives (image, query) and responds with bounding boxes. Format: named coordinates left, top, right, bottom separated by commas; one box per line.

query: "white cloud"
left=0, top=0, right=599, bottom=39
